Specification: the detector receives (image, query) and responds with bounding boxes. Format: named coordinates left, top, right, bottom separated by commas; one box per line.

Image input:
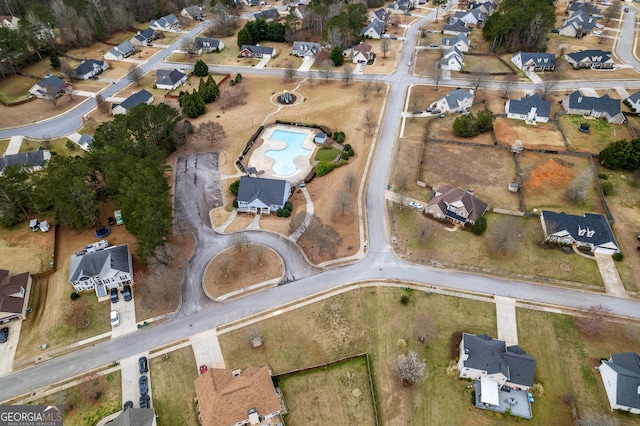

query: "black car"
left=123, top=401, right=133, bottom=411
left=123, top=284, right=132, bottom=302
left=88, top=75, right=99, bottom=80
left=0, top=327, right=8, bottom=343
left=139, top=394, right=150, bottom=409
left=139, top=375, right=148, bottom=395
left=139, top=356, right=148, bottom=374
left=110, top=288, right=119, bottom=303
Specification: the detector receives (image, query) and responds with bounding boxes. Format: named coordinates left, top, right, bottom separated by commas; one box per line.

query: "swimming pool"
left=264, top=130, right=312, bottom=176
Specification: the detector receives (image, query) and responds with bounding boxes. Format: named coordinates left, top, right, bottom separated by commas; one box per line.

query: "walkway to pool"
left=247, top=125, right=317, bottom=183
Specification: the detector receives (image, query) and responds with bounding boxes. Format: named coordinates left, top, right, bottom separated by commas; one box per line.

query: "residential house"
left=111, top=90, right=154, bottom=115
left=567, top=1, right=601, bottom=15
left=505, top=93, right=551, bottom=124
left=511, top=51, right=556, bottom=72
left=371, top=8, right=390, bottom=24
left=351, top=42, right=374, bottom=64
left=239, top=45, right=276, bottom=59
left=540, top=210, right=620, bottom=255
left=0, top=150, right=51, bottom=174
left=75, top=134, right=94, bottom=151
left=362, top=18, right=385, bottom=39
left=290, top=4, right=307, bottom=20
left=155, top=69, right=187, bottom=91
left=0, top=15, right=20, bottom=30
left=0, top=270, right=32, bottom=322
left=565, top=49, right=614, bottom=69
left=458, top=333, right=537, bottom=390
left=443, top=18, right=470, bottom=36
left=244, top=0, right=260, bottom=6
left=470, top=0, right=494, bottom=15
left=626, top=90, right=640, bottom=111
left=74, top=59, right=108, bottom=80
left=252, top=8, right=280, bottom=21
left=453, top=8, right=485, bottom=25
left=387, top=0, right=414, bottom=14
left=292, top=41, right=322, bottom=60
left=194, top=367, right=282, bottom=426
left=425, top=185, right=488, bottom=225
left=131, top=28, right=156, bottom=47
left=69, top=243, right=133, bottom=299
left=237, top=176, right=291, bottom=214
left=559, top=10, right=599, bottom=37
left=194, top=37, right=224, bottom=54
left=29, top=75, right=72, bottom=99
left=314, top=132, right=327, bottom=144
left=442, top=33, right=470, bottom=52
left=150, top=14, right=180, bottom=31
left=181, top=5, right=204, bottom=20
left=599, top=352, right=640, bottom=414
left=432, top=88, right=475, bottom=114
left=105, top=408, right=156, bottom=426
left=440, top=46, right=464, bottom=71
left=103, top=41, right=135, bottom=61
left=561, top=91, right=625, bottom=124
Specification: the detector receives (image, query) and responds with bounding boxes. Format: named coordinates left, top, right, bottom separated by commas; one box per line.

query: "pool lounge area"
left=473, top=380, right=532, bottom=419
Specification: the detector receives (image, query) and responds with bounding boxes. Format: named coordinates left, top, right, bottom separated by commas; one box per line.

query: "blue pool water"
left=265, top=130, right=312, bottom=176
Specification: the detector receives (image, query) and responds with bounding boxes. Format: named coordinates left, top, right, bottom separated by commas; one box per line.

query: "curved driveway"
left=2, top=8, right=640, bottom=402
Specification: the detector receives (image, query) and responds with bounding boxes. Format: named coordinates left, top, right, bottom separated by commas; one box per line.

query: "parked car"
left=110, top=288, right=119, bottom=303
left=624, top=7, right=629, bottom=12
left=139, top=356, right=148, bottom=374
left=592, top=30, right=603, bottom=35
left=139, top=394, right=150, bottom=409
left=412, top=109, right=422, bottom=115
left=0, top=327, right=8, bottom=343
left=429, top=44, right=439, bottom=48
left=406, top=201, right=424, bottom=212
left=199, top=365, right=208, bottom=375
left=139, top=375, right=148, bottom=395
left=88, top=75, right=99, bottom=80
left=595, top=23, right=605, bottom=29
left=122, top=284, right=132, bottom=302
left=551, top=28, right=560, bottom=33
left=528, top=392, right=535, bottom=403
left=110, top=310, right=120, bottom=327
left=123, top=401, right=133, bottom=411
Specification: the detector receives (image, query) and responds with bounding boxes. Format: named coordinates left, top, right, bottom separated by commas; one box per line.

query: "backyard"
left=559, top=115, right=633, bottom=153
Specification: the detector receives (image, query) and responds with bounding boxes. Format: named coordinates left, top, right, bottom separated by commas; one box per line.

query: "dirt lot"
left=519, top=153, right=604, bottom=214
left=0, top=223, right=54, bottom=275
left=494, top=118, right=566, bottom=149
left=460, top=54, right=513, bottom=73
left=420, top=142, right=520, bottom=210
left=426, top=114, right=495, bottom=145
left=204, top=244, right=283, bottom=298
left=560, top=114, right=633, bottom=153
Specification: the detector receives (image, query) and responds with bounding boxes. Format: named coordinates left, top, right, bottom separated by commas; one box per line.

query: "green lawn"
left=220, top=288, right=497, bottom=425
left=150, top=347, right=199, bottom=426
left=315, top=147, right=341, bottom=162
left=18, top=137, right=83, bottom=157
left=561, top=115, right=633, bottom=154
left=279, top=357, right=376, bottom=425
left=0, top=139, right=9, bottom=154
left=0, top=75, right=37, bottom=104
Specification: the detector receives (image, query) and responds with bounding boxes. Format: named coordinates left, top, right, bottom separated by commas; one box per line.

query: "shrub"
left=400, top=295, right=410, bottom=305
left=335, top=159, right=348, bottom=168
left=229, top=179, right=240, bottom=195
left=66, top=140, right=76, bottom=150
left=235, top=73, right=243, bottom=83
left=613, top=252, right=624, bottom=261
left=341, top=152, right=349, bottom=160
left=282, top=209, right=291, bottom=217
left=344, top=143, right=352, bottom=151
left=333, top=131, right=346, bottom=143
left=470, top=216, right=487, bottom=235
left=70, top=292, right=80, bottom=300
left=276, top=208, right=285, bottom=217
left=599, top=138, right=640, bottom=170
left=348, top=149, right=354, bottom=157
left=232, top=198, right=238, bottom=208
left=284, top=201, right=293, bottom=211
left=597, top=173, right=608, bottom=180
left=601, top=181, right=614, bottom=196
left=315, top=161, right=335, bottom=176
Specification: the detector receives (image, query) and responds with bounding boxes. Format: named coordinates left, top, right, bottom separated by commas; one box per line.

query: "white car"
left=595, top=23, right=605, bottom=29
left=110, top=310, right=120, bottom=327
left=593, top=30, right=603, bottom=36
left=406, top=201, right=424, bottom=212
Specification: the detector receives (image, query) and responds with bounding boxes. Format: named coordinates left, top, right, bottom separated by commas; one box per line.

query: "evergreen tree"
left=194, top=59, right=209, bottom=77
left=330, top=46, right=344, bottom=66
left=49, top=52, right=61, bottom=69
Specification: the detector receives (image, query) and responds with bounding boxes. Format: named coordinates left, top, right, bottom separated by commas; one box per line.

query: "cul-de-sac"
left=1, top=0, right=640, bottom=424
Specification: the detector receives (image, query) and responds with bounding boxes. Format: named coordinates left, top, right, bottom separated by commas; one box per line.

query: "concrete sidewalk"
left=495, top=296, right=518, bottom=346
left=5, top=136, right=24, bottom=155
left=594, top=253, right=627, bottom=297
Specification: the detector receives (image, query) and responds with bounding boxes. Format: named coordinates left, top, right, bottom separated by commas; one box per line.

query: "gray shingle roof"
left=566, top=50, right=612, bottom=65
left=0, top=151, right=48, bottom=172
left=516, top=51, right=556, bottom=68
left=564, top=91, right=621, bottom=119
left=107, top=408, right=156, bottom=426
left=568, top=1, right=600, bottom=15
left=183, top=6, right=203, bottom=17
left=38, top=75, right=65, bottom=91
left=444, top=89, right=474, bottom=110
left=195, top=37, right=222, bottom=50
left=363, top=19, right=385, bottom=36
left=254, top=8, right=279, bottom=20
left=155, top=69, right=186, bottom=86
left=541, top=210, right=619, bottom=251
left=506, top=93, right=551, bottom=118
left=627, top=90, right=640, bottom=104
left=75, top=59, right=105, bottom=76
left=238, top=176, right=288, bottom=207
left=140, top=28, right=155, bottom=41
left=374, top=8, right=389, bottom=21
left=444, top=18, right=469, bottom=34
left=240, top=45, right=275, bottom=56
left=604, top=352, right=640, bottom=409
left=503, top=345, right=537, bottom=388
left=69, top=244, right=132, bottom=283
left=117, top=89, right=153, bottom=112
left=442, top=33, right=469, bottom=47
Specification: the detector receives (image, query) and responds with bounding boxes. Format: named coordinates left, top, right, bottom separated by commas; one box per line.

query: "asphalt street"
left=2, top=4, right=640, bottom=403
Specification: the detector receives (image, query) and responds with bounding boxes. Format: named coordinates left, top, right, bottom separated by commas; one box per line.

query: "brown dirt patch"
left=526, top=157, right=575, bottom=191
left=494, top=118, right=566, bottom=150
left=204, top=244, right=282, bottom=298
left=0, top=223, right=55, bottom=275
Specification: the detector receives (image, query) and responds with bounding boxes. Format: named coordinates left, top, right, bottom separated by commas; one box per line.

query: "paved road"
left=615, top=6, right=639, bottom=69
left=3, top=5, right=640, bottom=403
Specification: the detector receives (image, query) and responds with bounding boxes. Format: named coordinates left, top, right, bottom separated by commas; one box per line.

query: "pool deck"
left=473, top=381, right=533, bottom=419
left=248, top=125, right=317, bottom=183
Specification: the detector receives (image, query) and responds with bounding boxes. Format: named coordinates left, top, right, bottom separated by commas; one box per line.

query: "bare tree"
left=303, top=215, right=342, bottom=257
left=567, top=169, right=592, bottom=205
left=469, top=70, right=486, bottom=95
left=414, top=314, right=436, bottom=344
left=326, top=27, right=344, bottom=49
left=319, top=59, right=332, bottom=82
left=365, top=109, right=375, bottom=123
left=45, top=85, right=59, bottom=107
left=393, top=351, right=427, bottom=386
left=511, top=139, right=524, bottom=154
left=345, top=171, right=357, bottom=192
left=489, top=217, right=519, bottom=255
left=198, top=121, right=226, bottom=146
left=284, top=61, right=296, bottom=81
left=184, top=41, right=199, bottom=56
left=418, top=219, right=431, bottom=244
left=364, top=120, right=375, bottom=136
left=374, top=79, right=385, bottom=94
left=360, top=78, right=372, bottom=100
left=502, top=73, right=517, bottom=99
left=95, top=93, right=110, bottom=114
left=381, top=38, right=391, bottom=58
left=434, top=64, right=443, bottom=91
left=341, top=63, right=354, bottom=86
left=60, top=60, right=78, bottom=80
left=127, top=63, right=143, bottom=86
left=578, top=412, right=618, bottom=426
left=217, top=83, right=247, bottom=111
left=64, top=298, right=91, bottom=328
left=334, top=190, right=352, bottom=216
left=536, top=74, right=559, bottom=100
left=232, top=232, right=249, bottom=253
left=604, top=3, right=620, bottom=23
left=78, top=372, right=106, bottom=404
left=578, top=304, right=612, bottom=337
left=288, top=211, right=306, bottom=235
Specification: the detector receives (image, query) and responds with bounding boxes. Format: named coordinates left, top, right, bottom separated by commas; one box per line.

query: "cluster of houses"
left=559, top=1, right=603, bottom=38
left=362, top=8, right=390, bottom=39
left=443, top=1, right=495, bottom=37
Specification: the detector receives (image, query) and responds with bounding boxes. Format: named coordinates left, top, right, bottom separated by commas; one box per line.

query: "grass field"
left=560, top=115, right=633, bottom=153
left=219, top=288, right=497, bottom=425
left=460, top=55, right=513, bottom=74
left=315, top=147, right=341, bottom=161
left=0, top=75, right=37, bottom=104
left=393, top=207, right=604, bottom=287
left=279, top=357, right=376, bottom=426
left=150, top=346, right=199, bottom=426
